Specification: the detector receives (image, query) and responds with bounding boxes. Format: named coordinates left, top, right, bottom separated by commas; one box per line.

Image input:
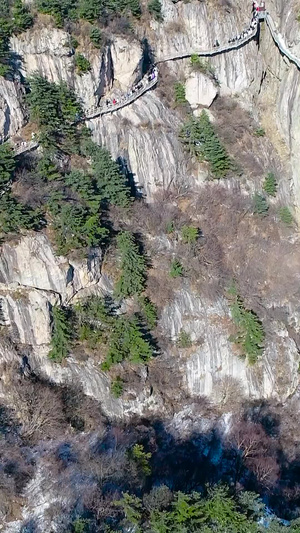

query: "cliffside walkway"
left=83, top=27, right=259, bottom=121
left=11, top=6, right=300, bottom=157
left=265, top=12, right=300, bottom=69
left=86, top=74, right=159, bottom=119
left=156, top=27, right=258, bottom=63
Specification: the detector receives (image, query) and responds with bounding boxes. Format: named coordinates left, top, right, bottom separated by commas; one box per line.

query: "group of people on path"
left=228, top=7, right=259, bottom=44
left=212, top=3, right=260, bottom=49
left=103, top=66, right=158, bottom=110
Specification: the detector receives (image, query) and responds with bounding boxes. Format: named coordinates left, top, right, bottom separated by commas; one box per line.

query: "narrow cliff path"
left=12, top=6, right=300, bottom=156
left=265, top=12, right=300, bottom=70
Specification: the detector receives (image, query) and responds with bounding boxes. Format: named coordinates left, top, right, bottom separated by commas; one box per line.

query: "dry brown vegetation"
left=155, top=63, right=181, bottom=109
left=109, top=183, right=299, bottom=315
left=212, top=96, right=283, bottom=180
left=165, top=19, right=186, bottom=34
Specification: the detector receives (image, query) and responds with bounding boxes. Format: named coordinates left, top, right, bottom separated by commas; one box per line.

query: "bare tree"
left=228, top=418, right=279, bottom=488
left=229, top=420, right=269, bottom=460
left=248, top=455, right=279, bottom=488
left=8, top=377, right=65, bottom=442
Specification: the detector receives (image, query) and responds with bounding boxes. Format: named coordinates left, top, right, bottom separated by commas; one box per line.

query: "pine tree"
left=37, top=155, right=61, bottom=182
left=148, top=0, right=162, bottom=21
left=116, top=493, right=143, bottom=527
left=27, top=75, right=61, bottom=128
left=0, top=17, right=12, bottom=77
left=253, top=193, right=269, bottom=216
left=263, top=172, right=277, bottom=197
left=50, top=202, right=107, bottom=254
left=27, top=75, right=82, bottom=149
left=128, top=444, right=152, bottom=476
left=174, top=82, right=186, bottom=104
left=85, top=144, right=131, bottom=207
left=35, top=0, right=78, bottom=27
left=279, top=206, right=293, bottom=225
left=177, top=329, right=192, bottom=348
left=138, top=296, right=158, bottom=329
left=75, top=53, right=91, bottom=75
left=229, top=293, right=265, bottom=364
left=103, top=315, right=153, bottom=369
left=48, top=305, right=71, bottom=362
left=115, top=231, right=146, bottom=298
left=0, top=143, right=15, bottom=192
left=0, top=192, right=43, bottom=234
left=181, top=225, right=198, bottom=244
left=170, top=259, right=183, bottom=278
left=89, top=26, right=102, bottom=48
left=65, top=169, right=100, bottom=212
left=179, top=111, right=232, bottom=178
left=111, top=376, right=124, bottom=398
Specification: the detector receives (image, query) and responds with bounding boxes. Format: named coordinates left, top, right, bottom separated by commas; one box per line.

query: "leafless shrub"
left=146, top=270, right=177, bottom=309
left=212, top=96, right=265, bottom=176
left=12, top=379, right=66, bottom=443
left=156, top=63, right=178, bottom=108
left=228, top=418, right=279, bottom=488
left=165, top=20, right=186, bottom=34
left=212, top=376, right=245, bottom=410
left=248, top=454, right=279, bottom=488
left=129, top=196, right=190, bottom=236
left=60, top=382, right=106, bottom=433
left=228, top=420, right=269, bottom=460
left=0, top=439, right=34, bottom=502
left=12, top=168, right=48, bottom=208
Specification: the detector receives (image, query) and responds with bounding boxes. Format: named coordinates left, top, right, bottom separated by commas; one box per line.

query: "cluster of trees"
left=179, top=111, right=232, bottom=178
left=35, top=0, right=143, bottom=27
left=48, top=193, right=108, bottom=255
left=0, top=0, right=33, bottom=77
left=114, top=484, right=300, bottom=533
left=0, top=144, right=44, bottom=236
left=1, top=73, right=134, bottom=255
left=49, top=294, right=156, bottom=379
left=253, top=172, right=294, bottom=225
left=228, top=284, right=265, bottom=365
left=27, top=74, right=83, bottom=152
left=148, top=0, right=163, bottom=21
left=11, top=75, right=133, bottom=254
left=2, top=74, right=160, bottom=381
left=2, top=354, right=300, bottom=530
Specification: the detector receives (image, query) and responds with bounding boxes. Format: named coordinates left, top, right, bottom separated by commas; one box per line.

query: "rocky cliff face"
left=1, top=0, right=300, bottom=418
left=255, top=0, right=300, bottom=221
left=0, top=77, right=26, bottom=142
left=0, top=234, right=163, bottom=419
left=161, top=287, right=300, bottom=402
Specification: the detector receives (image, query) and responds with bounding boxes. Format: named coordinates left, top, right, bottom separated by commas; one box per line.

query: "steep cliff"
left=2, top=0, right=300, bottom=529
left=0, top=0, right=300, bottom=416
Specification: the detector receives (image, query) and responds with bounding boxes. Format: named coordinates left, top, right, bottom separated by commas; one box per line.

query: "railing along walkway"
left=265, top=13, right=300, bottom=69
left=83, top=28, right=258, bottom=121
left=84, top=75, right=159, bottom=120
left=156, top=26, right=258, bottom=63
left=10, top=8, right=300, bottom=157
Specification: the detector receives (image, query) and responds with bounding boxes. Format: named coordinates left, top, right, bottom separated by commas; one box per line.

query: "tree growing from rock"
left=228, top=288, right=265, bottom=364
left=49, top=305, right=72, bottom=362
left=179, top=111, right=232, bottom=178
left=263, top=172, right=278, bottom=197
left=115, top=231, right=146, bottom=298
left=103, top=315, right=154, bottom=369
